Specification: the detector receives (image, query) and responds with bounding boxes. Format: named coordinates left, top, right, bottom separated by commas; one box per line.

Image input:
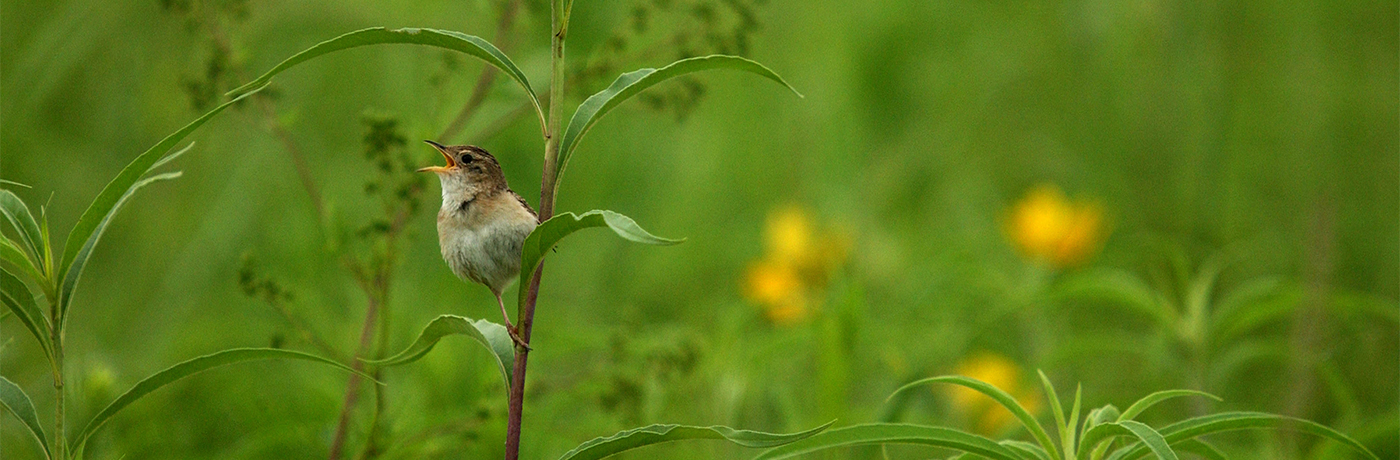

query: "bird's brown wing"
left=511, top=190, right=538, bottom=219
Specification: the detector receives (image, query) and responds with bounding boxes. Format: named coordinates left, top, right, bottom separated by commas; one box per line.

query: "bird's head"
left=418, top=141, right=507, bottom=192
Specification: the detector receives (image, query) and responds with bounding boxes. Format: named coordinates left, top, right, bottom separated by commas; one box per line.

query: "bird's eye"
left=458, top=154, right=474, bottom=165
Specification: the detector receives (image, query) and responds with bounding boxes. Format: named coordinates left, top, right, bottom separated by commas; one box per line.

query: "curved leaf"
left=0, top=266, right=50, bottom=357
left=560, top=421, right=832, bottom=460
left=1036, top=371, right=1069, bottom=459
left=888, top=376, right=1060, bottom=460
left=0, top=375, right=50, bottom=460
left=1118, top=390, right=1220, bottom=422
left=58, top=86, right=266, bottom=317
left=58, top=171, right=182, bottom=321
left=557, top=55, right=801, bottom=183
left=518, top=210, right=682, bottom=307
left=74, top=347, right=367, bottom=450
left=751, top=423, right=1020, bottom=460
left=366, top=314, right=514, bottom=392
left=1001, top=440, right=1052, bottom=460
left=0, top=189, right=45, bottom=264
left=227, top=27, right=544, bottom=132
left=0, top=237, right=45, bottom=289
left=1108, top=412, right=1377, bottom=460
left=1079, top=421, right=1177, bottom=460
left=1172, top=439, right=1227, bottom=460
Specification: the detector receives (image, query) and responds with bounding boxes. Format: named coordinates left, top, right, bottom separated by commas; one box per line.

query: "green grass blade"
left=1109, top=412, right=1377, bottom=460
left=559, top=421, right=832, bottom=460
left=517, top=210, right=682, bottom=308
left=751, top=423, right=1021, bottom=460
left=1001, top=440, right=1053, bottom=460
left=74, top=347, right=368, bottom=450
left=1037, top=371, right=1069, bottom=459
left=556, top=55, right=801, bottom=185
left=1172, top=439, right=1227, bottom=460
left=888, top=376, right=1061, bottom=460
left=1080, top=422, right=1177, bottom=460
left=365, top=314, right=514, bottom=393
left=0, top=375, right=50, bottom=460
left=227, top=27, right=544, bottom=133
left=58, top=85, right=265, bottom=311
left=1118, top=390, right=1221, bottom=422
left=57, top=171, right=182, bottom=321
left=0, top=190, right=45, bottom=265
left=1068, top=385, right=1082, bottom=457
left=0, top=237, right=46, bottom=288
left=0, top=266, right=51, bottom=358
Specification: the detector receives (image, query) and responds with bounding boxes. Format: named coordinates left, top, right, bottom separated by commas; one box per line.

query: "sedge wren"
left=418, top=140, right=537, bottom=348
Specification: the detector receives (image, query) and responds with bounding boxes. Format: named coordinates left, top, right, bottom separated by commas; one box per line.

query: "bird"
left=418, top=140, right=538, bottom=349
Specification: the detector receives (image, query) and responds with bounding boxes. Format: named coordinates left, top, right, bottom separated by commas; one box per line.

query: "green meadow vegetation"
left=1, top=0, right=1395, bottom=459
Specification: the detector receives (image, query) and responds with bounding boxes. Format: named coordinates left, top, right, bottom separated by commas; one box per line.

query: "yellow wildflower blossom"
left=1007, top=185, right=1107, bottom=268
left=743, top=205, right=848, bottom=325
left=947, top=352, right=1043, bottom=435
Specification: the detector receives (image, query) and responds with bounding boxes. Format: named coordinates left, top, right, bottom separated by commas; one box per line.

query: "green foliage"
left=518, top=210, right=683, bottom=308
left=227, top=27, right=546, bottom=132
left=752, top=424, right=1020, bottom=460
left=557, top=55, right=802, bottom=186
left=557, top=421, right=833, bottom=460
left=0, top=376, right=48, bottom=459
left=370, top=315, right=516, bottom=392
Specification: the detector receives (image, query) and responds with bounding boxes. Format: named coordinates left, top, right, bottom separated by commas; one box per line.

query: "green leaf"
left=556, top=55, right=801, bottom=184
left=1171, top=439, right=1227, bottom=460
left=74, top=347, right=368, bottom=451
left=1108, top=412, right=1377, bottom=460
left=227, top=27, right=544, bottom=133
left=1084, top=421, right=1177, bottom=460
left=559, top=421, right=832, bottom=460
left=0, top=189, right=46, bottom=267
left=888, top=376, right=1061, bottom=460
left=1118, top=390, right=1220, bottom=422
left=58, top=86, right=265, bottom=318
left=57, top=172, right=183, bottom=322
left=0, top=265, right=50, bottom=358
left=1001, top=440, right=1052, bottom=460
left=0, top=375, right=50, bottom=460
left=1051, top=269, right=1175, bottom=327
left=0, top=237, right=46, bottom=289
left=751, top=423, right=1020, bottom=460
left=518, top=210, right=682, bottom=307
left=366, top=314, right=514, bottom=392
left=1037, top=371, right=1068, bottom=459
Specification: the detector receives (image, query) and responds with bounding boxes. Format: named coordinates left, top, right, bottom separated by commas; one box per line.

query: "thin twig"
left=438, top=0, right=523, bottom=143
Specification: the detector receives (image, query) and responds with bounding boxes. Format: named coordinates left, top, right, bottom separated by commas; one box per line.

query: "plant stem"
left=505, top=2, right=567, bottom=459
left=328, top=287, right=383, bottom=460
left=51, top=324, right=65, bottom=459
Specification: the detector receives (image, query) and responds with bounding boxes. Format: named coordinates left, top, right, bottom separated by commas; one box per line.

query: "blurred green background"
left=2, top=0, right=1396, bottom=458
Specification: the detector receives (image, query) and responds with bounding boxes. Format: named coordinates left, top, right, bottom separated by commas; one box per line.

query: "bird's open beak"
left=417, top=140, right=455, bottom=173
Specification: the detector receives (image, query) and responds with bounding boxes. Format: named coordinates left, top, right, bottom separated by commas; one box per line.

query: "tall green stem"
left=52, top=307, right=66, bottom=459
left=504, top=2, right=566, bottom=459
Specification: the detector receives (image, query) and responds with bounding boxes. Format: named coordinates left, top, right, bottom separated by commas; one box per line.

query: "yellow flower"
left=946, top=352, right=1043, bottom=435
left=745, top=259, right=809, bottom=324
left=743, top=205, right=848, bottom=325
left=1007, top=185, right=1106, bottom=268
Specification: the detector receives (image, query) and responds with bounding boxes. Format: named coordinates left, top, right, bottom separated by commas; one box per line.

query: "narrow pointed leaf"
left=752, top=423, right=1020, bottom=460
left=75, top=347, right=368, bottom=450
left=1001, top=440, right=1052, bottom=460
left=0, top=190, right=44, bottom=263
left=59, top=86, right=265, bottom=308
left=518, top=210, right=682, bottom=307
left=1108, top=412, right=1377, bottom=460
left=0, top=266, right=50, bottom=357
left=366, top=314, right=514, bottom=392
left=557, top=55, right=801, bottom=183
left=560, top=421, right=832, bottom=460
left=1172, top=439, right=1227, bottom=460
left=0, top=375, right=50, bottom=460
left=888, top=376, right=1060, bottom=460
left=1118, top=390, right=1220, bottom=422
left=0, top=237, right=45, bottom=287
left=1080, top=421, right=1177, bottom=460
left=1037, top=371, right=1068, bottom=459
left=58, top=172, right=183, bottom=319
left=227, top=27, right=544, bottom=132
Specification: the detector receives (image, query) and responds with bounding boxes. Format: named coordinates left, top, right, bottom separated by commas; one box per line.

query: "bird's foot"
left=507, top=326, right=531, bottom=351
